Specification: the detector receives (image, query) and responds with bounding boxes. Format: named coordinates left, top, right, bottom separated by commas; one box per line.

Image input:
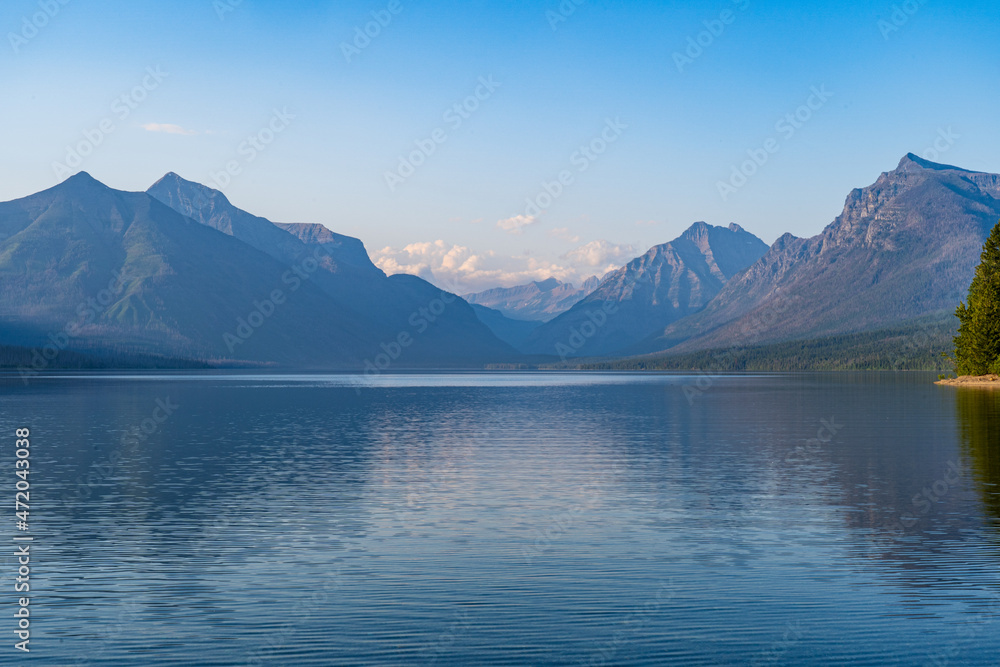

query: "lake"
left=1, top=372, right=998, bottom=665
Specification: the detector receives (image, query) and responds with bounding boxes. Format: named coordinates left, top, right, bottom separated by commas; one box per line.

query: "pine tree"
left=954, top=219, right=1000, bottom=376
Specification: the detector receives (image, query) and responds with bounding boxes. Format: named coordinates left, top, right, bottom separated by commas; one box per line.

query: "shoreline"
left=935, top=374, right=1000, bottom=387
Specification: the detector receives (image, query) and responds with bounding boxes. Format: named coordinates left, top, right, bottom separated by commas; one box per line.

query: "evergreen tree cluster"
left=954, top=219, right=1000, bottom=376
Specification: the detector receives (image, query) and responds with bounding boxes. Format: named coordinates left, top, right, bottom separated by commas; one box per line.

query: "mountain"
left=0, top=172, right=519, bottom=369
left=148, top=173, right=382, bottom=281
left=462, top=277, right=601, bottom=322
left=146, top=172, right=519, bottom=367
left=520, top=222, right=769, bottom=357
left=581, top=275, right=602, bottom=293
left=0, top=172, right=371, bottom=365
left=634, top=154, right=1000, bottom=355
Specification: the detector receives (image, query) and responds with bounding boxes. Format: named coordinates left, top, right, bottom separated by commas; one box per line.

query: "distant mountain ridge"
left=462, top=276, right=601, bottom=322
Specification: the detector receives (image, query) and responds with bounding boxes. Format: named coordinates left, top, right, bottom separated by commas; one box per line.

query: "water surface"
left=1, top=372, right=998, bottom=665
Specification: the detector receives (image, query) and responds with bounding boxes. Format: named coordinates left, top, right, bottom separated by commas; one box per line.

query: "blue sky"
left=2, top=0, right=998, bottom=292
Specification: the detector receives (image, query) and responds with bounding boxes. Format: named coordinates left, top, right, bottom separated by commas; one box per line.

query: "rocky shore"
left=935, top=374, right=1000, bottom=387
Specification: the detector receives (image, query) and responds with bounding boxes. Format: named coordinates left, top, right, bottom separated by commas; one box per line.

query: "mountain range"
left=0, top=154, right=995, bottom=371
left=0, top=172, right=517, bottom=369
left=630, top=154, right=1000, bottom=358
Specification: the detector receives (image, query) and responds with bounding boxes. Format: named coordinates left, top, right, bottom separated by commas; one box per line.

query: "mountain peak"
left=148, top=172, right=232, bottom=206
left=533, top=277, right=561, bottom=292
left=61, top=171, right=106, bottom=188
left=677, top=221, right=712, bottom=244
left=677, top=221, right=759, bottom=246
left=581, top=275, right=602, bottom=292
left=521, top=221, right=769, bottom=357
left=155, top=171, right=184, bottom=185
left=641, top=155, right=1000, bottom=357
left=49, top=171, right=113, bottom=198
left=895, top=152, right=970, bottom=174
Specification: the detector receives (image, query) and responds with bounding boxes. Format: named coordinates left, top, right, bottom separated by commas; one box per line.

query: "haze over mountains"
left=463, top=277, right=602, bottom=323
left=0, top=154, right=995, bottom=371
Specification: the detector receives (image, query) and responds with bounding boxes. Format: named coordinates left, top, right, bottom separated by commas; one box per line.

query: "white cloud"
left=373, top=240, right=576, bottom=293
left=141, top=123, right=198, bottom=136
left=562, top=240, right=637, bottom=267
left=373, top=238, right=638, bottom=294
left=496, top=214, right=536, bottom=235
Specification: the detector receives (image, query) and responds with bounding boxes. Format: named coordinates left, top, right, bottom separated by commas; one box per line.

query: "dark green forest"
left=0, top=344, right=213, bottom=372
left=568, top=317, right=957, bottom=372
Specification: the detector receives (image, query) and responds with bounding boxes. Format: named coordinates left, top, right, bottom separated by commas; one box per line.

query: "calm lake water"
left=0, top=372, right=998, bottom=666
